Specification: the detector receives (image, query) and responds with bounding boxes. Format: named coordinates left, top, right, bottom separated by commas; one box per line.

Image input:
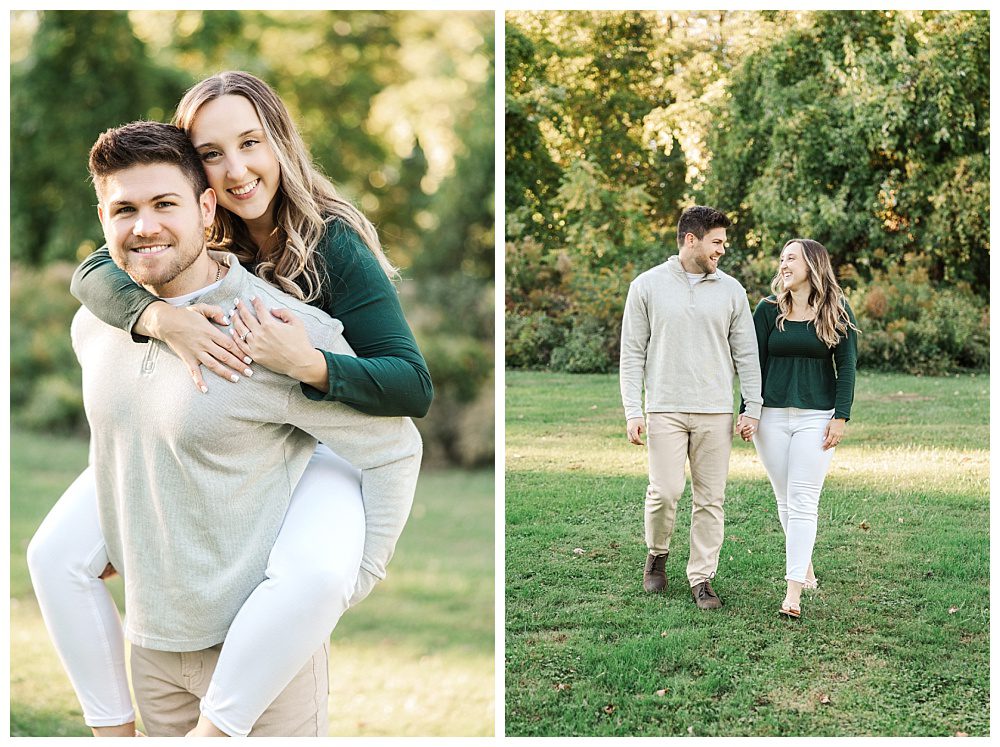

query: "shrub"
left=505, top=312, right=566, bottom=369
left=11, top=262, right=86, bottom=433
left=848, top=258, right=989, bottom=374
left=550, top=316, right=615, bottom=373
left=19, top=375, right=86, bottom=433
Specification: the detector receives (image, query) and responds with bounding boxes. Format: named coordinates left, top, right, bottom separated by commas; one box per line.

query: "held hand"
left=822, top=417, right=846, bottom=450
left=230, top=296, right=322, bottom=383
left=626, top=417, right=646, bottom=446
left=738, top=415, right=759, bottom=443
left=149, top=302, right=253, bottom=393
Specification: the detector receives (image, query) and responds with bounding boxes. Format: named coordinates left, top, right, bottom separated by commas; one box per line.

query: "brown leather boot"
left=691, top=579, right=722, bottom=609
left=643, top=552, right=668, bottom=593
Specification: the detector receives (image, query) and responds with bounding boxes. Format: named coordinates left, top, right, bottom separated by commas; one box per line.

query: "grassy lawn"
left=505, top=370, right=988, bottom=737
left=10, top=428, right=494, bottom=737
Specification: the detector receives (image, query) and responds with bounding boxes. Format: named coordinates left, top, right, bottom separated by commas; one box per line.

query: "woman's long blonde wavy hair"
left=172, top=71, right=396, bottom=302
left=768, top=238, right=860, bottom=348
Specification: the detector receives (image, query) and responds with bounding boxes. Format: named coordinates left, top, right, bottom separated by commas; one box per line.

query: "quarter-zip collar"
left=666, top=254, right=721, bottom=281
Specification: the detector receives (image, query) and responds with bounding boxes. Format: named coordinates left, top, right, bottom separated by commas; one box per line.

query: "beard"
left=113, top=223, right=206, bottom=290
left=695, top=254, right=718, bottom=274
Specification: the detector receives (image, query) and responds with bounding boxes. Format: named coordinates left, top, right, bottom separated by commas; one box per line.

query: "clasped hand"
left=152, top=297, right=313, bottom=391
left=735, top=414, right=758, bottom=442
left=229, top=296, right=315, bottom=380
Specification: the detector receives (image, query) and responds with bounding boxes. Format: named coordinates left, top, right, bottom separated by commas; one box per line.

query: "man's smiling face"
left=97, top=162, right=214, bottom=293
left=689, top=226, right=727, bottom=274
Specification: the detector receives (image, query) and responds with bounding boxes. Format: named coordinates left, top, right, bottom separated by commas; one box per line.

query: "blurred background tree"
left=505, top=10, right=988, bottom=375
left=10, top=10, right=494, bottom=465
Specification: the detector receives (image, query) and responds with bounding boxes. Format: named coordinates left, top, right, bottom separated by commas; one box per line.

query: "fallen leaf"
left=554, top=683, right=571, bottom=691
left=655, top=688, right=668, bottom=696
left=819, top=693, right=832, bottom=705
left=573, top=548, right=585, bottom=555
left=609, top=542, right=620, bottom=549
left=660, top=631, right=668, bottom=637
left=955, top=732, right=969, bottom=737
left=603, top=704, right=616, bottom=715
left=898, top=518, right=905, bottom=523
left=590, top=405, right=598, bottom=410
left=949, top=606, right=959, bottom=614
left=859, top=521, right=870, bottom=531
left=687, top=726, right=694, bottom=735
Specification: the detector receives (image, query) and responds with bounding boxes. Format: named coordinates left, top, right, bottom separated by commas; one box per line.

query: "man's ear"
left=97, top=204, right=105, bottom=225
left=200, top=187, right=217, bottom=226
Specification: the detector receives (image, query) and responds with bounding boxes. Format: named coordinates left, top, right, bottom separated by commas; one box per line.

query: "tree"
left=11, top=10, right=188, bottom=264
left=704, top=10, right=989, bottom=292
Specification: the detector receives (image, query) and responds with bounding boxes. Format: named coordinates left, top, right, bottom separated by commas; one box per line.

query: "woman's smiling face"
left=189, top=94, right=281, bottom=235
left=779, top=242, right=810, bottom=292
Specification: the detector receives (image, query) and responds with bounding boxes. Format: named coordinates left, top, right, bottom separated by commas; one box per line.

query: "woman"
left=27, top=71, right=432, bottom=736
left=741, top=239, right=858, bottom=619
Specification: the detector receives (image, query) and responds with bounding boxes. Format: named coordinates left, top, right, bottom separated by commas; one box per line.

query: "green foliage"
left=848, top=259, right=989, bottom=375
left=705, top=10, right=989, bottom=292
left=10, top=264, right=87, bottom=434
left=507, top=10, right=989, bottom=376
left=11, top=11, right=188, bottom=265
left=506, top=312, right=565, bottom=369
left=505, top=10, right=687, bottom=287
left=550, top=316, right=614, bottom=374
left=504, top=23, right=562, bottom=247
left=505, top=230, right=633, bottom=372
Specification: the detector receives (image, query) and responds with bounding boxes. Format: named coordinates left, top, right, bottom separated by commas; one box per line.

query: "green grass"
left=10, top=429, right=494, bottom=737
left=505, top=370, right=988, bottom=737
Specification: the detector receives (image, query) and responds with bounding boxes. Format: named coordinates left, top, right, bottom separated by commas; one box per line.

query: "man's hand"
left=626, top=417, right=646, bottom=446
left=736, top=414, right=759, bottom=442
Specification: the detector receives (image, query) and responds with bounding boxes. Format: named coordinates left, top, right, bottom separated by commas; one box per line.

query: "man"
left=619, top=205, right=762, bottom=609
left=72, top=121, right=422, bottom=734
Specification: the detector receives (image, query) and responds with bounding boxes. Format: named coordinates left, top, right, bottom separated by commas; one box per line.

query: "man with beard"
left=619, top=205, right=762, bottom=609
left=37, top=121, right=421, bottom=735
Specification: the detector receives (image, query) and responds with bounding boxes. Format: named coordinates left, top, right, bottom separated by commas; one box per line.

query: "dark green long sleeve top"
left=743, top=296, right=858, bottom=420
left=70, top=220, right=433, bottom=418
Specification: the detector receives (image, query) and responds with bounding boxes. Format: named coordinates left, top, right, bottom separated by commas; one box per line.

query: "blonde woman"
left=27, top=72, right=431, bottom=736
left=739, top=239, right=859, bottom=619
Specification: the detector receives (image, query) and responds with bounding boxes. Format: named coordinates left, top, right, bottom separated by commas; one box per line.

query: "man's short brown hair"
left=676, top=205, right=731, bottom=248
left=89, top=121, right=208, bottom=199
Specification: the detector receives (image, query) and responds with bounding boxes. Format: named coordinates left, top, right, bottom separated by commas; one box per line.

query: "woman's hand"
left=822, top=417, right=847, bottom=450
left=735, top=414, right=758, bottom=442
left=230, top=296, right=329, bottom=392
left=136, top=301, right=253, bottom=393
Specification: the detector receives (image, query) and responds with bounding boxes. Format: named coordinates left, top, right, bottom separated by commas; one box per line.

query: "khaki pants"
left=645, top=412, right=733, bottom=585
left=130, top=641, right=329, bottom=737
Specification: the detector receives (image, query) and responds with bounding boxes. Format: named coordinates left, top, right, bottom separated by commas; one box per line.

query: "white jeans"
left=752, top=407, right=836, bottom=583
left=26, top=443, right=364, bottom=736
